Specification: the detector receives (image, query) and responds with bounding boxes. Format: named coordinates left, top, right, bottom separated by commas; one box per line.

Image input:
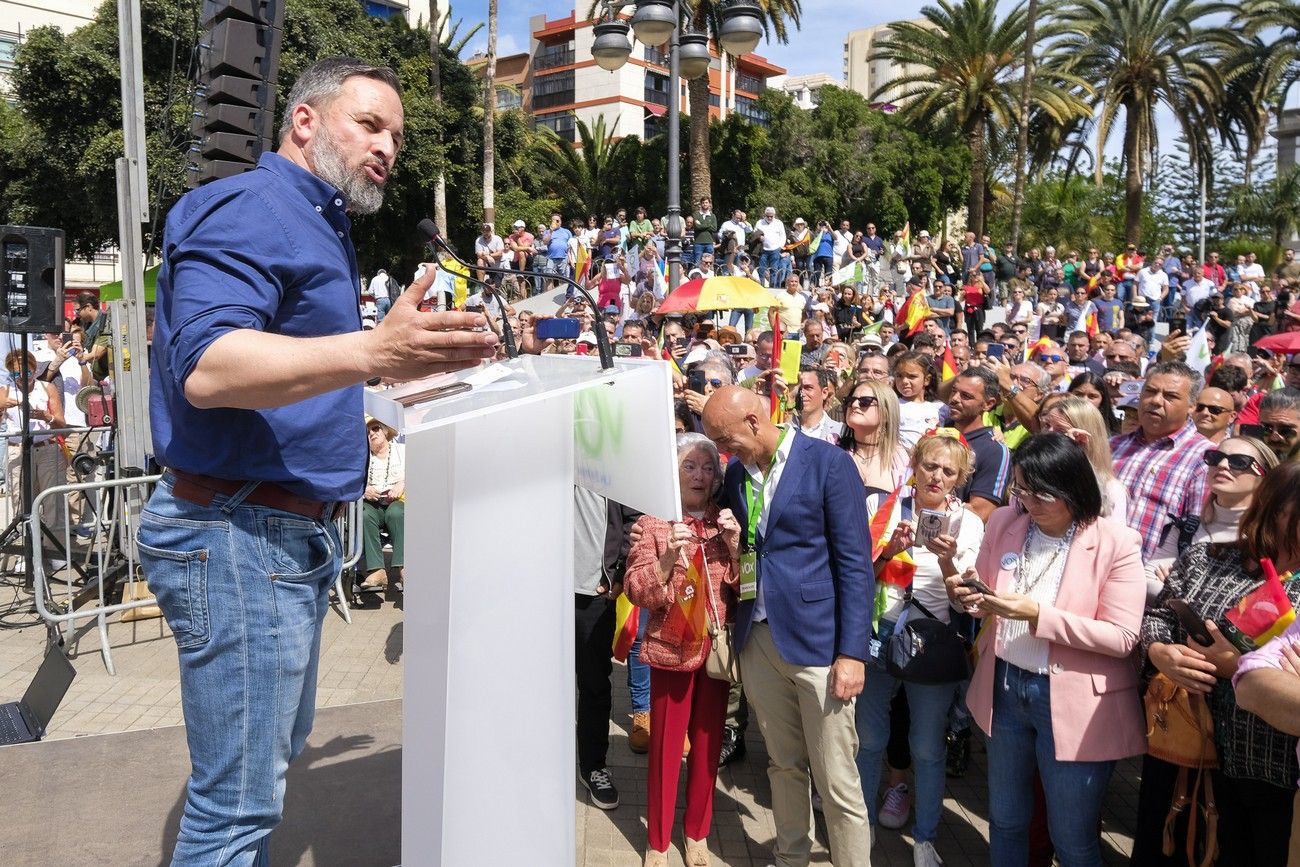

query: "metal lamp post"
left=592, top=0, right=763, bottom=291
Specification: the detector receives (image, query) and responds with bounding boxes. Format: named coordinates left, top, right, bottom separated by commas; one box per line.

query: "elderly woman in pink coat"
left=946, top=432, right=1146, bottom=867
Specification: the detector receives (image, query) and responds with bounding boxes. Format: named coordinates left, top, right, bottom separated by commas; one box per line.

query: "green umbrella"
left=97, top=264, right=160, bottom=303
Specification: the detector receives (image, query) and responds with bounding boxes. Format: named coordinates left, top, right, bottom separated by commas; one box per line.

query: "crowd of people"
left=420, top=210, right=1300, bottom=867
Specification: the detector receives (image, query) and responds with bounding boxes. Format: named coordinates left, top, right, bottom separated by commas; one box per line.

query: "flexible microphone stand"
left=418, top=220, right=615, bottom=370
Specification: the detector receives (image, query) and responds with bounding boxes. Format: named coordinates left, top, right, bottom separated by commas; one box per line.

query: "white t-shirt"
left=719, top=220, right=747, bottom=249
left=898, top=400, right=944, bottom=453
left=57, top=355, right=86, bottom=427
left=756, top=218, right=786, bottom=252
left=1137, top=267, right=1169, bottom=302
left=833, top=230, right=852, bottom=262
left=474, top=234, right=505, bottom=262
left=1183, top=277, right=1215, bottom=311
left=1240, top=262, right=1266, bottom=282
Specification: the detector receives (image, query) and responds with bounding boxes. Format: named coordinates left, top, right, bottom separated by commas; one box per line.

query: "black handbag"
left=886, top=598, right=971, bottom=685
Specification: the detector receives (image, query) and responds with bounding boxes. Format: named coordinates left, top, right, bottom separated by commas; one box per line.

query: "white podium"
left=365, top=355, right=681, bottom=866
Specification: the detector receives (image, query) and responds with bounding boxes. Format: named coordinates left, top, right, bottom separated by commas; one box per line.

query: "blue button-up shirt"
left=151, top=152, right=365, bottom=502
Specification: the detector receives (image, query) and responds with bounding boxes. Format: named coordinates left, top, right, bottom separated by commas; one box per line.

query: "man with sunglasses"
left=1110, top=361, right=1212, bottom=560
left=1030, top=340, right=1070, bottom=392
left=1256, top=388, right=1300, bottom=460
left=1191, top=386, right=1237, bottom=444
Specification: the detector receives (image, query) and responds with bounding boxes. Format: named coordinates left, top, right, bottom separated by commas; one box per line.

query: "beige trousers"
left=741, top=623, right=872, bottom=867
left=6, top=441, right=69, bottom=556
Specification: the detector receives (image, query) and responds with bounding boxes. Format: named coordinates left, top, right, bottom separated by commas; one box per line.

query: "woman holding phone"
left=857, top=432, right=984, bottom=866
left=946, top=433, right=1146, bottom=866
left=1133, top=461, right=1300, bottom=867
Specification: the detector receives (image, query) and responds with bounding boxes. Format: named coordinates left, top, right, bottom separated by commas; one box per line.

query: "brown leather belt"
left=168, top=470, right=344, bottom=521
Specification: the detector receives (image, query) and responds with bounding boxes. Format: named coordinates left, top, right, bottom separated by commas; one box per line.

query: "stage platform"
left=0, top=699, right=401, bottom=866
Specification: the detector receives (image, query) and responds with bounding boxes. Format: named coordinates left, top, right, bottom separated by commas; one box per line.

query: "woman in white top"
left=1145, top=435, right=1278, bottom=592
left=855, top=433, right=985, bottom=867
left=361, top=418, right=405, bottom=590
left=1034, top=395, right=1128, bottom=526
left=1004, top=285, right=1035, bottom=327
left=4, top=349, right=67, bottom=562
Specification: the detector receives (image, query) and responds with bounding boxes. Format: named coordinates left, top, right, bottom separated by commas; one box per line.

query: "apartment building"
left=842, top=20, right=926, bottom=108
left=776, top=73, right=840, bottom=110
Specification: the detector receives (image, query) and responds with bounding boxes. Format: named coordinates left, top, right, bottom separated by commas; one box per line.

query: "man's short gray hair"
left=1014, top=361, right=1051, bottom=392
left=280, top=57, right=402, bottom=140
left=1261, top=387, right=1300, bottom=415
left=700, top=351, right=736, bottom=382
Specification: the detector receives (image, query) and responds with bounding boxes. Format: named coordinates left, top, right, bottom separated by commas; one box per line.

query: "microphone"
left=418, top=220, right=615, bottom=370
left=417, top=220, right=517, bottom=359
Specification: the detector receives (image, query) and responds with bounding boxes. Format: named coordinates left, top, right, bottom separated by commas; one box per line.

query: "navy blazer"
left=721, top=430, right=874, bottom=667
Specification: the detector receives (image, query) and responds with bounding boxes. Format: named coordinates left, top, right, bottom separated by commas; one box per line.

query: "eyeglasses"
left=1194, top=403, right=1232, bottom=417
left=1203, top=450, right=1263, bottom=475
left=1036, top=354, right=1064, bottom=363
left=1259, top=422, right=1299, bottom=439
left=1001, top=342, right=1019, bottom=351
left=1012, top=327, right=1028, bottom=334
left=847, top=395, right=879, bottom=410
left=1008, top=484, right=1058, bottom=505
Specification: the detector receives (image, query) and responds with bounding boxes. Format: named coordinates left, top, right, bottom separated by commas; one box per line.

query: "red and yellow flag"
left=665, top=545, right=709, bottom=645
left=575, top=242, right=590, bottom=284
left=868, top=486, right=917, bottom=624
left=612, top=592, right=639, bottom=661
left=1084, top=308, right=1099, bottom=337
left=896, top=291, right=931, bottom=337
left=1225, top=557, right=1297, bottom=652
left=941, top=345, right=959, bottom=381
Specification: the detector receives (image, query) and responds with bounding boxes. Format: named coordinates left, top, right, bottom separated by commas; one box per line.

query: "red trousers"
left=647, top=665, right=730, bottom=852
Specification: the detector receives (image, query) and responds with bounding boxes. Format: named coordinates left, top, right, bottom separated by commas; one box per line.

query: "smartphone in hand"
left=961, top=576, right=996, bottom=597
left=1168, top=598, right=1214, bottom=646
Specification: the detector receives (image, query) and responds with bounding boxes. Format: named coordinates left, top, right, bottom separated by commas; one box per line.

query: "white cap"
left=577, top=331, right=598, bottom=346
left=683, top=345, right=710, bottom=366
left=512, top=219, right=526, bottom=228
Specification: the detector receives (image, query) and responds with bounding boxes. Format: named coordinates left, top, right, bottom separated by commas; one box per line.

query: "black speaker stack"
left=187, top=0, right=285, bottom=188
left=0, top=226, right=64, bottom=334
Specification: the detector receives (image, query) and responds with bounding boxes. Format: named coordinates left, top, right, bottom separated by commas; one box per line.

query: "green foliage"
left=534, top=115, right=645, bottom=220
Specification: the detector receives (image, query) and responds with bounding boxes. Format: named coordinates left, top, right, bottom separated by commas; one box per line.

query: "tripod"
left=0, top=333, right=88, bottom=599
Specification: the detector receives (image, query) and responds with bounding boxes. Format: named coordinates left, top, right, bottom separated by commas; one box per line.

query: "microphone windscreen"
left=417, top=219, right=440, bottom=240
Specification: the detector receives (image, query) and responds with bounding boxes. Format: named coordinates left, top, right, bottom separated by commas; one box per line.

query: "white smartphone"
left=915, top=508, right=953, bottom=546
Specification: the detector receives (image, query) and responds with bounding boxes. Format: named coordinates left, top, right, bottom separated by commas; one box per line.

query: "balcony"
left=534, top=43, right=575, bottom=71
left=734, top=72, right=764, bottom=95
left=644, top=45, right=670, bottom=68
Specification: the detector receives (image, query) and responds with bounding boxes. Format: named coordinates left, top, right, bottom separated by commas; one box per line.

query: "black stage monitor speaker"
left=0, top=226, right=64, bottom=334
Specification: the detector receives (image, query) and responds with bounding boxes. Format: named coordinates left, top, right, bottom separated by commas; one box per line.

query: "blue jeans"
left=728, top=308, right=754, bottom=333
left=986, top=660, right=1115, bottom=867
left=375, top=296, right=391, bottom=323
left=854, top=637, right=956, bottom=843
left=138, top=475, right=342, bottom=866
left=693, top=242, right=714, bottom=268
left=628, top=610, right=651, bottom=713
left=758, top=249, right=782, bottom=287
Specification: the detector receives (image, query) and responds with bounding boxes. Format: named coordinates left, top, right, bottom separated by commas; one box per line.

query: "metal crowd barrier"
left=30, top=477, right=365, bottom=674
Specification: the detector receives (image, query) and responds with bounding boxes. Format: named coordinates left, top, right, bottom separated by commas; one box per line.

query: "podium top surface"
left=364, top=354, right=658, bottom=436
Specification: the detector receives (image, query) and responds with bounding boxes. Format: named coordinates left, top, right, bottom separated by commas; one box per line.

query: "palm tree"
left=1049, top=0, right=1227, bottom=245
left=535, top=115, right=643, bottom=218
left=1219, top=26, right=1291, bottom=185
left=1008, top=0, right=1040, bottom=255
left=482, top=0, right=498, bottom=225
left=428, top=2, right=483, bottom=232
left=870, top=0, right=1090, bottom=237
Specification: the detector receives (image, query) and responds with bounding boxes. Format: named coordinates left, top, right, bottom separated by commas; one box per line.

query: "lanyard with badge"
left=740, top=428, right=789, bottom=603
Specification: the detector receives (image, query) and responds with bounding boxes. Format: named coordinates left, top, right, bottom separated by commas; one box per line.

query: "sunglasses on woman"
left=846, top=395, right=879, bottom=410
left=1202, top=450, right=1263, bottom=475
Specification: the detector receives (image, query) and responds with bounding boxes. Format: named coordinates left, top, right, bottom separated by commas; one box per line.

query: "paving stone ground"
left=0, top=577, right=1136, bottom=866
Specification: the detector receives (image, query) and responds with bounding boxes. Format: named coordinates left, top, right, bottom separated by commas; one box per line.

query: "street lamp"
left=592, top=0, right=762, bottom=290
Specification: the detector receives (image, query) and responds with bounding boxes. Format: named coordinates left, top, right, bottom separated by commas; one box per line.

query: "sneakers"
left=581, top=767, right=619, bottom=810
left=878, top=782, right=911, bottom=830
left=628, top=711, right=651, bottom=754
left=945, top=728, right=971, bottom=778
left=913, top=840, right=944, bottom=867
left=718, top=725, right=747, bottom=766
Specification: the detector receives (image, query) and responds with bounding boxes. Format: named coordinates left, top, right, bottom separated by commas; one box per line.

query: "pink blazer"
left=966, top=508, right=1148, bottom=762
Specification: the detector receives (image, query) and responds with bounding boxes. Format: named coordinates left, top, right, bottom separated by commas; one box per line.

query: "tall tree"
left=481, top=0, right=498, bottom=224
left=535, top=115, right=643, bottom=218
left=1227, top=166, right=1300, bottom=250
left=430, top=0, right=447, bottom=232
left=870, top=0, right=1089, bottom=237
left=1050, top=0, right=1227, bottom=244
left=1007, top=0, right=1040, bottom=255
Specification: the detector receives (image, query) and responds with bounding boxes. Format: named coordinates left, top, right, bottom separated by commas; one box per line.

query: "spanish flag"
left=868, top=486, right=917, bottom=626
left=896, top=290, right=931, bottom=337
left=575, top=242, right=590, bottom=284
left=612, top=592, right=640, bottom=662
left=664, top=545, right=709, bottom=645
left=1084, top=308, right=1099, bottom=337
left=897, top=221, right=911, bottom=258
left=941, top=345, right=959, bottom=381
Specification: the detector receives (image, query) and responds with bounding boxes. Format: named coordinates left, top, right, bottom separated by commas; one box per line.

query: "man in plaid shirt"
left=1111, top=360, right=1212, bottom=562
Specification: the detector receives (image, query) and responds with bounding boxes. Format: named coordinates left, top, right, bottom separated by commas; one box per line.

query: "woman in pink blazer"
left=946, top=433, right=1146, bottom=867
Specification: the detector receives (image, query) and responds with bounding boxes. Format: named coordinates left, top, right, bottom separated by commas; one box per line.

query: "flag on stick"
left=896, top=291, right=931, bottom=336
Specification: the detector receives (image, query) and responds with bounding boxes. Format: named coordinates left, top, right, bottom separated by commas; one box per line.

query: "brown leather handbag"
left=1144, top=672, right=1220, bottom=867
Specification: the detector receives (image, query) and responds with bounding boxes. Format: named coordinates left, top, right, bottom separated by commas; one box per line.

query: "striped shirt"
left=1111, top=420, right=1211, bottom=562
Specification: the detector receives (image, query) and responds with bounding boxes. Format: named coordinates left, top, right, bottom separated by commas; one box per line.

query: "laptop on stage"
left=0, top=645, right=76, bottom=745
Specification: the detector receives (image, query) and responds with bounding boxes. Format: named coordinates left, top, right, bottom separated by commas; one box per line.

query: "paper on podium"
left=364, top=354, right=681, bottom=521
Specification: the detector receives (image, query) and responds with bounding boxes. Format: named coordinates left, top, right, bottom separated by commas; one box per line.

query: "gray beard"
left=311, top=123, right=385, bottom=215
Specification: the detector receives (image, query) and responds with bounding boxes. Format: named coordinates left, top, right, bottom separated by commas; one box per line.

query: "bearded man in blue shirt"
left=141, top=57, right=497, bottom=865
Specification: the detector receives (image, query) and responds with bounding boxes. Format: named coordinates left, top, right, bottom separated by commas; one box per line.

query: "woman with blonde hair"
left=839, top=378, right=908, bottom=495
left=858, top=431, right=985, bottom=866
left=1035, top=395, right=1128, bottom=525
